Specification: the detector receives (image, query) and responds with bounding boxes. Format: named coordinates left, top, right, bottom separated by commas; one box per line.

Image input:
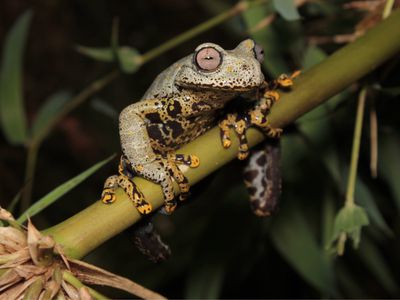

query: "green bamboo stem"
left=45, top=9, right=400, bottom=259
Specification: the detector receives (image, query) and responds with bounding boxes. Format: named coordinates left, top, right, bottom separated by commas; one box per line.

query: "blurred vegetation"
left=1, top=0, right=400, bottom=298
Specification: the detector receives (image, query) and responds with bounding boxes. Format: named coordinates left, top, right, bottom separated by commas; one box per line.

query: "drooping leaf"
left=273, top=0, right=301, bottom=21
left=358, top=237, right=398, bottom=295
left=270, top=202, right=338, bottom=296
left=330, top=204, right=369, bottom=253
left=75, top=46, right=114, bottom=62
left=17, top=155, right=115, bottom=223
left=0, top=10, right=32, bottom=145
left=31, top=91, right=71, bottom=138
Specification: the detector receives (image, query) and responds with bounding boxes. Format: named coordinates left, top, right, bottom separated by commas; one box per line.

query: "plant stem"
left=45, top=9, right=400, bottom=259
left=345, top=89, right=367, bottom=207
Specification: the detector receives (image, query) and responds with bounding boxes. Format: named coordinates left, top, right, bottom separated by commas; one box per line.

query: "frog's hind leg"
left=243, top=140, right=281, bottom=216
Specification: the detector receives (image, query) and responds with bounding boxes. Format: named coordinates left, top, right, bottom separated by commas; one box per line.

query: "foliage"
left=0, top=0, right=400, bottom=298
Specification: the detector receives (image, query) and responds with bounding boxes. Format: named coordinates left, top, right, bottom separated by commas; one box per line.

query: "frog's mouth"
left=174, top=63, right=265, bottom=93
left=175, top=81, right=264, bottom=93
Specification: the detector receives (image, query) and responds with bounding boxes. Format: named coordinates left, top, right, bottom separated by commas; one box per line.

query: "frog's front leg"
left=120, top=101, right=199, bottom=214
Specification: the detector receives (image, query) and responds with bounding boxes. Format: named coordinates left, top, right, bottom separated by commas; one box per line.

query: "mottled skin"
left=101, top=39, right=297, bottom=216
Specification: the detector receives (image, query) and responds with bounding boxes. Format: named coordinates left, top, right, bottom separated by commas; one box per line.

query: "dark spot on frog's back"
left=165, top=120, right=184, bottom=138
left=147, top=124, right=165, bottom=142
left=145, top=112, right=162, bottom=123
left=168, top=100, right=182, bottom=117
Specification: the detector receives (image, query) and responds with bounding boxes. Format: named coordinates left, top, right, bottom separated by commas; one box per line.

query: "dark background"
left=1, top=0, right=400, bottom=298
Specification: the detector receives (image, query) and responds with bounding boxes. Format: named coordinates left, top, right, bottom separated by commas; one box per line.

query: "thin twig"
left=345, top=88, right=367, bottom=207
left=369, top=100, right=378, bottom=178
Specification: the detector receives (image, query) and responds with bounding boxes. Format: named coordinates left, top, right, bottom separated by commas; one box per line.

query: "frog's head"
left=175, top=39, right=265, bottom=92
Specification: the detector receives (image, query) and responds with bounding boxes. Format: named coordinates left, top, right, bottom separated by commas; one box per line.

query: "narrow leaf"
left=270, top=203, right=337, bottom=296
left=75, top=46, right=113, bottom=62
left=17, top=155, right=115, bottom=223
left=0, top=10, right=32, bottom=145
left=273, top=0, right=301, bottom=21
left=31, top=91, right=71, bottom=138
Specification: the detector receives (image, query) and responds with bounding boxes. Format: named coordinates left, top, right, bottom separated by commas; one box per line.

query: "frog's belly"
left=146, top=117, right=215, bottom=153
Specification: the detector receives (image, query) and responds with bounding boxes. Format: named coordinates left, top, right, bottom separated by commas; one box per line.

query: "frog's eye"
left=253, top=43, right=264, bottom=64
left=194, top=47, right=222, bottom=71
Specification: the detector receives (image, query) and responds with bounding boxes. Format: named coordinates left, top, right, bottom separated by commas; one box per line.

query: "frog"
left=100, top=39, right=297, bottom=217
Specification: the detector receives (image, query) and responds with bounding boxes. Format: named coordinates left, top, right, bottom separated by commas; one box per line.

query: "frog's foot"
left=131, top=158, right=188, bottom=215
left=117, top=175, right=153, bottom=215
left=101, top=175, right=118, bottom=204
left=219, top=113, right=250, bottom=160
left=274, top=70, right=301, bottom=88
left=100, top=173, right=152, bottom=214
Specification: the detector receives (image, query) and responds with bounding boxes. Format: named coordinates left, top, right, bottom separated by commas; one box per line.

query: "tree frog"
left=100, top=39, right=296, bottom=217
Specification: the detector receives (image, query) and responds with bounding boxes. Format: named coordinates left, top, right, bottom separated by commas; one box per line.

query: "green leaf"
left=185, top=263, right=224, bottom=299
left=273, top=0, right=301, bottom=21
left=31, top=91, right=71, bottom=138
left=270, top=203, right=338, bottom=296
left=75, top=46, right=114, bottom=62
left=0, top=10, right=32, bottom=145
left=358, top=237, right=398, bottom=295
left=17, top=155, right=115, bottom=223
left=330, top=204, right=369, bottom=252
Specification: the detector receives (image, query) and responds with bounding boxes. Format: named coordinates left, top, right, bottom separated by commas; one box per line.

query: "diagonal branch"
left=45, top=9, right=400, bottom=259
